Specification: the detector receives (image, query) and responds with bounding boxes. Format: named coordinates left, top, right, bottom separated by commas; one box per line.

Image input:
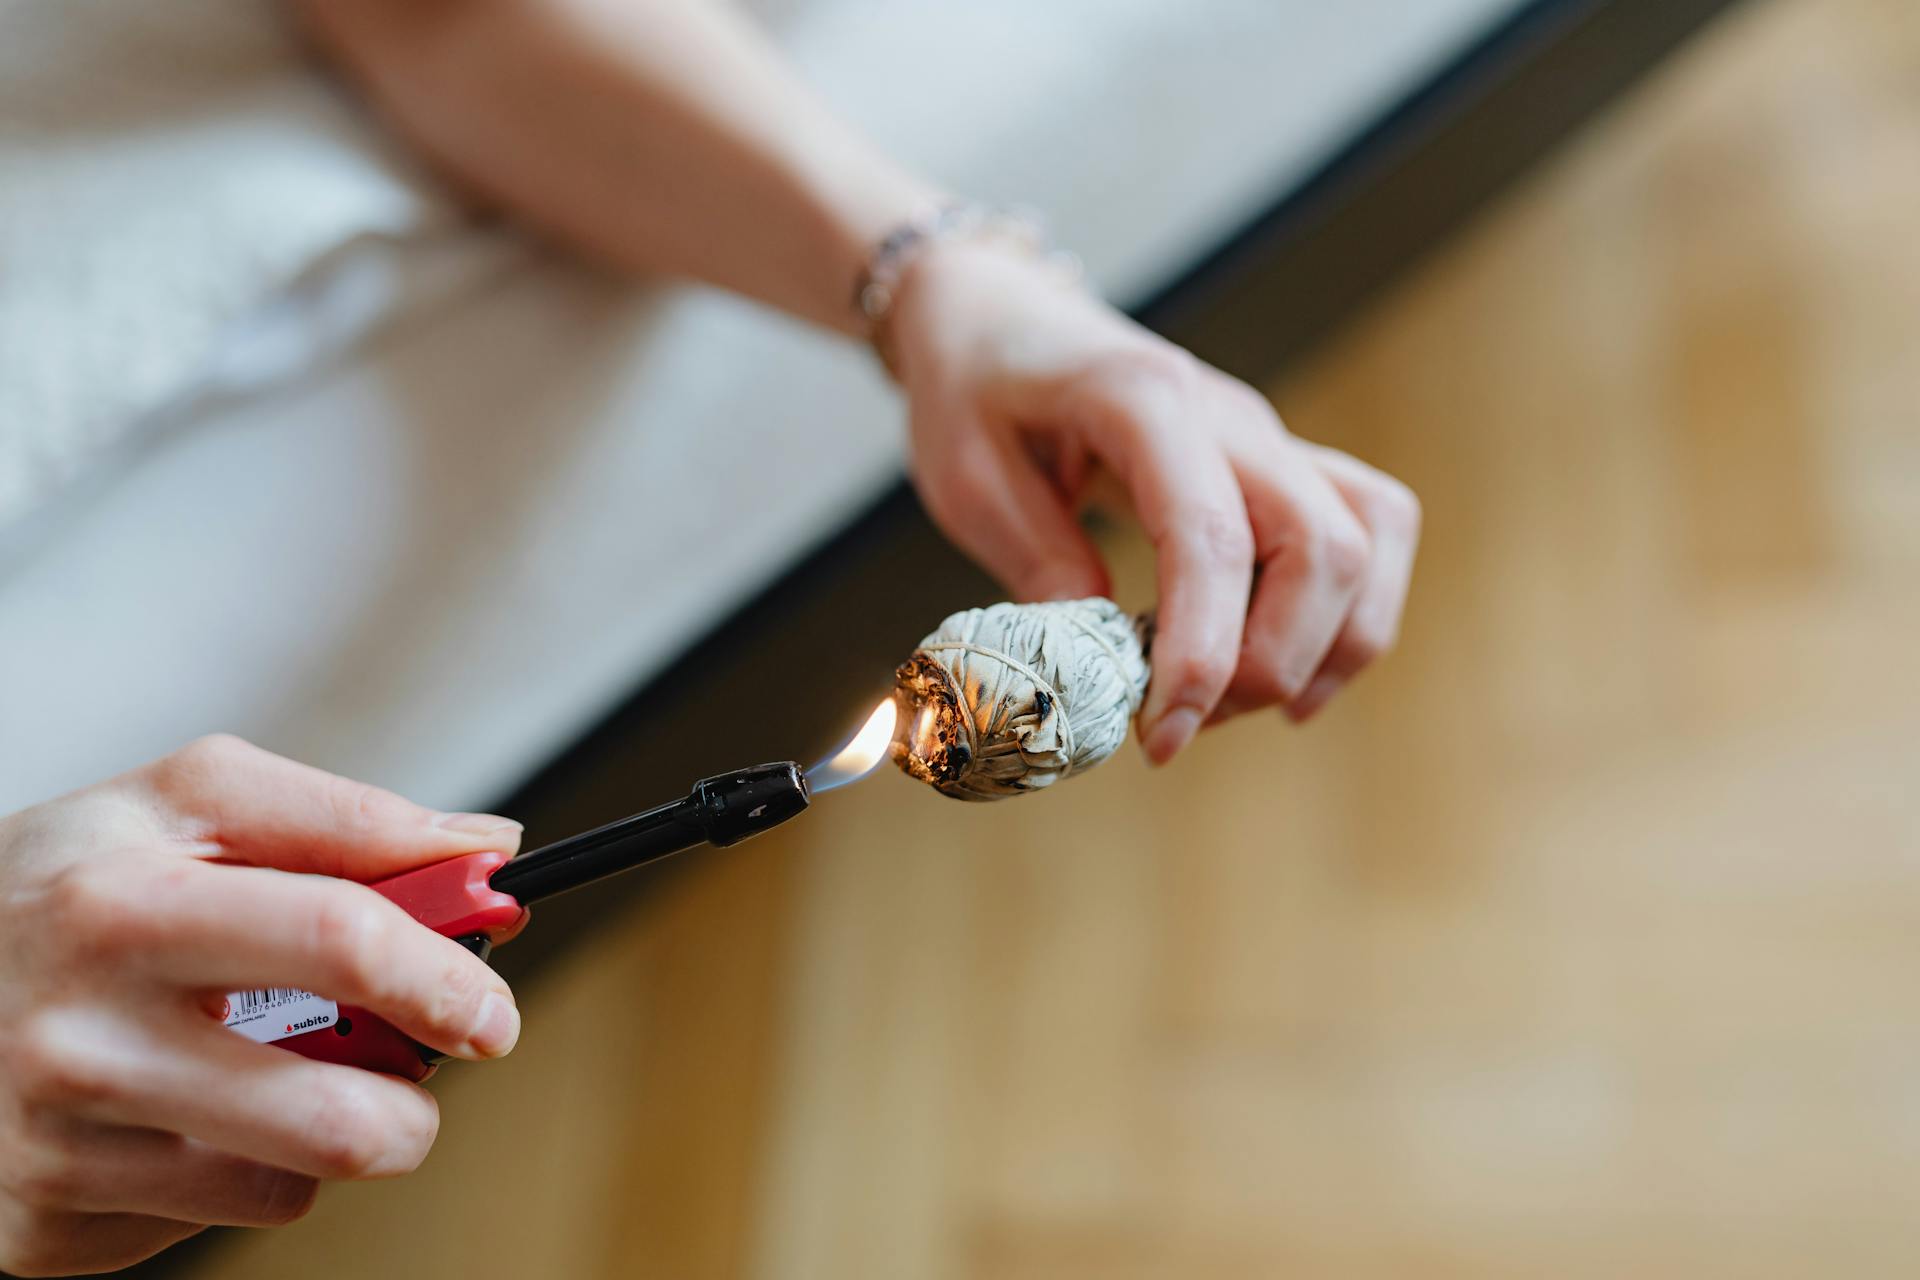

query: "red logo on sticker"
left=285, top=1024, right=293, bottom=1033
left=220, top=997, right=231, bottom=1020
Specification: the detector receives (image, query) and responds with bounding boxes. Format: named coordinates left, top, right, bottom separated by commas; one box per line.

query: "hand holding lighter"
left=272, top=763, right=812, bottom=1080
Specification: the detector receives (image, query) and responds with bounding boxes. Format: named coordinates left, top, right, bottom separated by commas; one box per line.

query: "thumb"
left=916, top=424, right=1112, bottom=603
left=131, top=735, right=522, bottom=881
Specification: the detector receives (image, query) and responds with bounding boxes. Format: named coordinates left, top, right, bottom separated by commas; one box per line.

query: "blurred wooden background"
left=192, top=0, right=1920, bottom=1274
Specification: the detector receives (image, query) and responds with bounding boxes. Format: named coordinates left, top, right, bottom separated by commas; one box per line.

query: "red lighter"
left=274, top=851, right=527, bottom=1081
left=255, top=763, right=815, bottom=1080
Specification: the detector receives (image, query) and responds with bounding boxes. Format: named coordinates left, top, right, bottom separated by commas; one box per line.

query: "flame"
left=806, top=697, right=899, bottom=794
left=841, top=698, right=900, bottom=774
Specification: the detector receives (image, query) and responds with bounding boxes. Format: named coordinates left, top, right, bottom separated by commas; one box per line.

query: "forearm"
left=296, top=0, right=941, bottom=334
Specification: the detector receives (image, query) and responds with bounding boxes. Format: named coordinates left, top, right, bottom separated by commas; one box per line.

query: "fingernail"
left=470, top=992, right=521, bottom=1058
left=435, top=812, right=523, bottom=837
left=1144, top=707, right=1203, bottom=765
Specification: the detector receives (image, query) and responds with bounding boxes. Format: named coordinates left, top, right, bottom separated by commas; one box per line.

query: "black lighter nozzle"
left=694, top=761, right=811, bottom=845
left=488, top=762, right=810, bottom=904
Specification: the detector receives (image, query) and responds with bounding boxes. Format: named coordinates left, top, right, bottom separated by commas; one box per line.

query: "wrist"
left=852, top=202, right=1083, bottom=380
left=808, top=172, right=946, bottom=334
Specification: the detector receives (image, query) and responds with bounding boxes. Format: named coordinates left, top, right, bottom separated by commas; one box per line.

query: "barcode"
left=221, top=986, right=338, bottom=1043
left=231, top=988, right=303, bottom=1014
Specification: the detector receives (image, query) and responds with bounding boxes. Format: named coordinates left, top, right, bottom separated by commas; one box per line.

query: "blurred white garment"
left=0, top=0, right=511, bottom=524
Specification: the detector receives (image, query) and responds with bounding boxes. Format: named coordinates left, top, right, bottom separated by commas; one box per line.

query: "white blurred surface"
left=0, top=0, right=502, bottom=525
left=0, top=0, right=1523, bottom=812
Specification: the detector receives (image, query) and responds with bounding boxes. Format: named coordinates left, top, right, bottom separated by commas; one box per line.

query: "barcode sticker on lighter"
left=223, top=988, right=339, bottom=1043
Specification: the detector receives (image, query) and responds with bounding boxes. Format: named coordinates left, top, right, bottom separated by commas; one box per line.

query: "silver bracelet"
left=854, top=201, right=1083, bottom=376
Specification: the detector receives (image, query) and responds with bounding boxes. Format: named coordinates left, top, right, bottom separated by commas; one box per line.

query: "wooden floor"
left=194, top=0, right=1920, bottom=1275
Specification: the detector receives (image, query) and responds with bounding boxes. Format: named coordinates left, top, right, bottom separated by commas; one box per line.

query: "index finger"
left=131, top=735, right=522, bottom=881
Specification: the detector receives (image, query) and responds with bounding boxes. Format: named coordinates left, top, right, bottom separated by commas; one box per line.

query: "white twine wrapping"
left=896, top=598, right=1150, bottom=801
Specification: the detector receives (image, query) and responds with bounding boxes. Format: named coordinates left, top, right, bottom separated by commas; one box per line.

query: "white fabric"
left=0, top=0, right=509, bottom=524
left=0, top=0, right=1526, bottom=813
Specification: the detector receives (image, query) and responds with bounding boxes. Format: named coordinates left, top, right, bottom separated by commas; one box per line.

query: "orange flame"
left=807, top=697, right=899, bottom=793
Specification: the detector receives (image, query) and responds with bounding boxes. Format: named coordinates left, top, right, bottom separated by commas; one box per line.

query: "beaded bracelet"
left=853, top=201, right=1084, bottom=377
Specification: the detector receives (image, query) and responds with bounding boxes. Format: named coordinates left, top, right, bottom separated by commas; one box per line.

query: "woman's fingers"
left=11, top=1004, right=442, bottom=1182
left=47, top=856, right=518, bottom=1062
left=903, top=299, right=1417, bottom=742
left=1307, top=445, right=1421, bottom=655
left=1283, top=445, right=1423, bottom=721
left=1216, top=434, right=1371, bottom=723
left=132, top=734, right=522, bottom=880
left=914, top=415, right=1112, bottom=604
left=5, top=1112, right=315, bottom=1227
left=1085, top=358, right=1255, bottom=761
left=0, top=1199, right=203, bottom=1279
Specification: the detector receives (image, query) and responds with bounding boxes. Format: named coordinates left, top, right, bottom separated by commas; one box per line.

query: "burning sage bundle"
left=892, top=598, right=1151, bottom=801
